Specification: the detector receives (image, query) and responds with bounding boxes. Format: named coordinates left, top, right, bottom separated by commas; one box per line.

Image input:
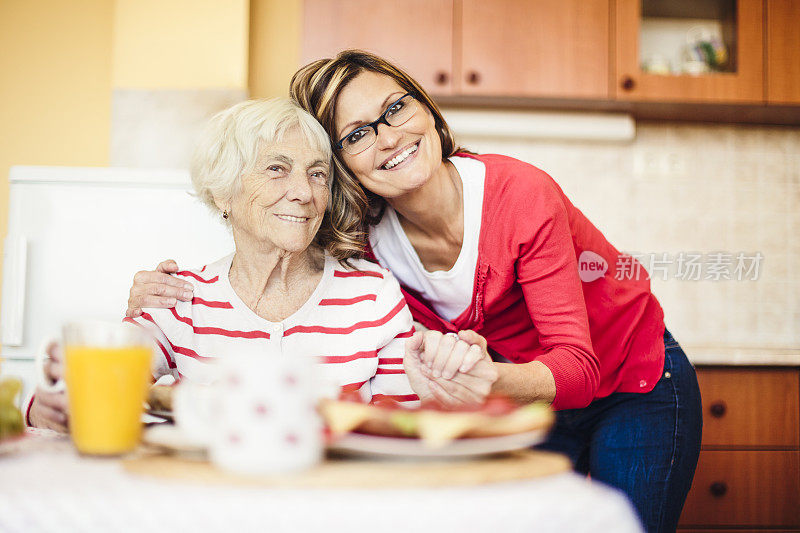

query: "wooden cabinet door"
left=302, top=0, right=455, bottom=96
left=766, top=0, right=800, bottom=104
left=459, top=0, right=610, bottom=99
left=697, top=367, right=799, bottom=447
left=614, top=0, right=764, bottom=103
left=679, top=450, right=800, bottom=527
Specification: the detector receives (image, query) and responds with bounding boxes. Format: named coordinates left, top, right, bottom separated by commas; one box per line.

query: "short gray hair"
left=190, top=98, right=332, bottom=217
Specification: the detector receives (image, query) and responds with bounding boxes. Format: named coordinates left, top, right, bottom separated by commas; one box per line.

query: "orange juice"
left=65, top=345, right=151, bottom=455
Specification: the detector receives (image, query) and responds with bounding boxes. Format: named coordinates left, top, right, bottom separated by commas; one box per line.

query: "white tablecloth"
left=0, top=429, right=643, bottom=533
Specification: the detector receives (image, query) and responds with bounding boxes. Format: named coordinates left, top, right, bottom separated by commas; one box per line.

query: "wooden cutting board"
left=123, top=449, right=571, bottom=488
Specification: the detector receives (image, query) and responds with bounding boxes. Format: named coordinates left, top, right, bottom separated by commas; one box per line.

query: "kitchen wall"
left=108, top=0, right=303, bottom=166
left=0, top=0, right=114, bottom=323
left=249, top=0, right=303, bottom=99
left=458, top=123, right=800, bottom=352
left=109, top=0, right=249, bottom=167
left=111, top=0, right=303, bottom=165
left=0, top=0, right=251, bottom=350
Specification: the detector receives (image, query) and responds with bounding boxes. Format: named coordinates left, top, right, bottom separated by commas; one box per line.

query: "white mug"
left=175, top=353, right=322, bottom=475
left=172, top=380, right=219, bottom=445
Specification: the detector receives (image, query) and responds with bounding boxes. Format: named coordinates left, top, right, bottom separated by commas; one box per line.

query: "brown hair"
left=290, top=49, right=467, bottom=255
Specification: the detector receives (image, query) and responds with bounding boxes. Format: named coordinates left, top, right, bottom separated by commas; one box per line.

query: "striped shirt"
left=125, top=253, right=419, bottom=406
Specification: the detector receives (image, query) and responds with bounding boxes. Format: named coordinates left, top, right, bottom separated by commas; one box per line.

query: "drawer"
left=696, top=367, right=799, bottom=447
left=679, top=450, right=800, bottom=527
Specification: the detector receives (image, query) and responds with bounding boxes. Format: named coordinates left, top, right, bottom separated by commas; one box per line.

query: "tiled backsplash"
left=457, top=123, right=800, bottom=351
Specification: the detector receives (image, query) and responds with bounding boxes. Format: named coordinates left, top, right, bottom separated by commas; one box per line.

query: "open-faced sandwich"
left=320, top=393, right=554, bottom=448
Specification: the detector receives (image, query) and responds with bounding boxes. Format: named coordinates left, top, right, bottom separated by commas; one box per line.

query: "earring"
left=222, top=210, right=229, bottom=220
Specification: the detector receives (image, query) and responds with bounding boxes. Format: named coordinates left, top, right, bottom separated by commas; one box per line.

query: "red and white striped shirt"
left=125, top=253, right=419, bottom=406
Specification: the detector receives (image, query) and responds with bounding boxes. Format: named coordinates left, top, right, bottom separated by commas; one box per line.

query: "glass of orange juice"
left=63, top=321, right=152, bottom=455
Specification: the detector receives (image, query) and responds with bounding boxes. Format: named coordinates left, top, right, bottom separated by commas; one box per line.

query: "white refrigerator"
left=0, top=166, right=234, bottom=404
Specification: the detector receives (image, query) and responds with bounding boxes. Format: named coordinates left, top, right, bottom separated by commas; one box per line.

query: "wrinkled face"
left=333, top=71, right=442, bottom=199
left=223, top=128, right=330, bottom=254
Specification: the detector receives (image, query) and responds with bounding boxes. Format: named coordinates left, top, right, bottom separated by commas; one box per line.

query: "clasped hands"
left=404, top=329, right=499, bottom=408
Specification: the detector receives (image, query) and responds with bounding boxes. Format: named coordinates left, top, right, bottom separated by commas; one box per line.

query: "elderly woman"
left=26, top=98, right=497, bottom=431
left=127, top=52, right=702, bottom=533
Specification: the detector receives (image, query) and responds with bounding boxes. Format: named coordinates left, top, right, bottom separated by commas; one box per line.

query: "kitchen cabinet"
left=766, top=0, right=800, bottom=104
left=300, top=0, right=800, bottom=123
left=302, top=0, right=608, bottom=100
left=302, top=0, right=455, bottom=95
left=678, top=367, right=800, bottom=529
left=614, top=0, right=764, bottom=103
left=458, top=0, right=609, bottom=99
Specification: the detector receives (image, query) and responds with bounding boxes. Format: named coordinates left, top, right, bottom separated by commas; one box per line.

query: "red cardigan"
left=381, top=153, right=666, bottom=410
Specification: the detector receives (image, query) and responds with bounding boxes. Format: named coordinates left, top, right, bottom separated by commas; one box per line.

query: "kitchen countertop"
left=683, top=346, right=800, bottom=366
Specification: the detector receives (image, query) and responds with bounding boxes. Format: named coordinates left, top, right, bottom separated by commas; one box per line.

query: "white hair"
left=190, top=98, right=332, bottom=219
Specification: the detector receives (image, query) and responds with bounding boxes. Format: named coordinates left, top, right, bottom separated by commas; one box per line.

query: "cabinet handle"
left=709, top=481, right=728, bottom=498
left=620, top=76, right=635, bottom=91
left=466, top=71, right=481, bottom=85
left=435, top=71, right=449, bottom=85
left=709, top=401, right=727, bottom=418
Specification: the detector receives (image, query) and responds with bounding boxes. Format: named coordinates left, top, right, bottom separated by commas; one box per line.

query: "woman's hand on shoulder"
left=126, top=259, right=194, bottom=318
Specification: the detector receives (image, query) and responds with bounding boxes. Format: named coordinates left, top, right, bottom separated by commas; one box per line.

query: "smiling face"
left=333, top=71, right=443, bottom=199
left=221, top=128, right=330, bottom=255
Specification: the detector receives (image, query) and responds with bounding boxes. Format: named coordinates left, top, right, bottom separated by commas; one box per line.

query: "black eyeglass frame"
left=335, top=93, right=415, bottom=152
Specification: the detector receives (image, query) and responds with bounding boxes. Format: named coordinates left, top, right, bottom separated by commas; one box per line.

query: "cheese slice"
left=319, top=400, right=374, bottom=436
left=416, top=411, right=483, bottom=448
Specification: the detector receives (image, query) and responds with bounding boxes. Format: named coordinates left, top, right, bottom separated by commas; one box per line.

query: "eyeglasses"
left=336, top=93, right=418, bottom=155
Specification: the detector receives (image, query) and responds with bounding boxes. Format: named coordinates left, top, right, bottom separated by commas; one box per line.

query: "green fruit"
left=0, top=404, right=24, bottom=440
left=0, top=378, right=25, bottom=440
left=0, top=377, right=22, bottom=405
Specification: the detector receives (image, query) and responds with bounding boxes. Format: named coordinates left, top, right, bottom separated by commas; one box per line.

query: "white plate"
left=144, top=409, right=173, bottom=422
left=142, top=424, right=208, bottom=457
left=328, top=429, right=548, bottom=459
left=144, top=425, right=547, bottom=460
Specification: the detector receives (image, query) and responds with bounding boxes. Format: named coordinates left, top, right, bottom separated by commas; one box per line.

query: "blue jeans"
left=536, top=329, right=702, bottom=533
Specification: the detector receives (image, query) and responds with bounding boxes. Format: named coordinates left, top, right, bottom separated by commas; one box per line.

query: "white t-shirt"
left=369, top=155, right=485, bottom=321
